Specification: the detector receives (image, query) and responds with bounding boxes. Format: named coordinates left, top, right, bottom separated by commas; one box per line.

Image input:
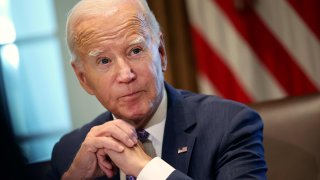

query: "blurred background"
left=0, top=0, right=319, bottom=165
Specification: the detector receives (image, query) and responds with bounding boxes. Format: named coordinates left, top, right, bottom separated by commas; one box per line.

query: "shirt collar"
left=144, top=88, right=167, bottom=144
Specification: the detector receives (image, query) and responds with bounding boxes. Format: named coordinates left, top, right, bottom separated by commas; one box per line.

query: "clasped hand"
left=62, top=119, right=152, bottom=179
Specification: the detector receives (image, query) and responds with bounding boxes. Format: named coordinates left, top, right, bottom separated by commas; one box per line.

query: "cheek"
left=86, top=72, right=113, bottom=97
left=93, top=76, right=116, bottom=109
left=143, top=50, right=162, bottom=76
left=137, top=60, right=162, bottom=85
left=140, top=61, right=164, bottom=100
left=150, top=57, right=164, bottom=84
left=97, top=73, right=117, bottom=94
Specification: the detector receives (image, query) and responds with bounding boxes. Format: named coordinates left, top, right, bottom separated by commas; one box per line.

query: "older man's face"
left=72, top=3, right=166, bottom=127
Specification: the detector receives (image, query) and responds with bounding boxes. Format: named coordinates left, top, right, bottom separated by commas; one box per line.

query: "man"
left=49, top=0, right=267, bottom=179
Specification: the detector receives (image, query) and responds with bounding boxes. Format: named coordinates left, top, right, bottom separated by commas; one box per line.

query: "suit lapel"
left=162, top=83, right=197, bottom=174
left=172, top=130, right=196, bottom=173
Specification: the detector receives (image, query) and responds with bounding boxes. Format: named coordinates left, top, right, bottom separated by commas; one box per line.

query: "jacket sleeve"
left=215, top=108, right=267, bottom=179
left=167, top=170, right=193, bottom=180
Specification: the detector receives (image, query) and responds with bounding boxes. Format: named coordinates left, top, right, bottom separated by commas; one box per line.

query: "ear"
left=158, top=33, right=167, bottom=72
left=71, top=61, right=95, bottom=95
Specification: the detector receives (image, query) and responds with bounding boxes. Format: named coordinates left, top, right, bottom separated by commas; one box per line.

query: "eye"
left=98, top=57, right=111, bottom=65
left=131, top=48, right=142, bottom=55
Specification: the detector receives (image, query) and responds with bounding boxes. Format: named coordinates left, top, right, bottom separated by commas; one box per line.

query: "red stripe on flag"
left=287, top=0, right=320, bottom=41
left=191, top=27, right=253, bottom=103
left=214, top=0, right=318, bottom=96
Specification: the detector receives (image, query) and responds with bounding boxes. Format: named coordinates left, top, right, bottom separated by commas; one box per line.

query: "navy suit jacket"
left=49, top=83, right=267, bottom=179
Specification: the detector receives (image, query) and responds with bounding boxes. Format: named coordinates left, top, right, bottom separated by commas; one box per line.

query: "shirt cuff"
left=137, top=157, right=175, bottom=180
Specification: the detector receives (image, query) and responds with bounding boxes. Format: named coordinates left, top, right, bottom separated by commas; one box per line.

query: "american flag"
left=178, top=146, right=188, bottom=154
left=186, top=0, right=320, bottom=103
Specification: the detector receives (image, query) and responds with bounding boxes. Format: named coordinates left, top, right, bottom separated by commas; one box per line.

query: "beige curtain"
left=147, top=0, right=198, bottom=92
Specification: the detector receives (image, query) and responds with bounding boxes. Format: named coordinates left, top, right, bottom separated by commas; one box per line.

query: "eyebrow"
left=88, top=49, right=103, bottom=57
left=128, top=36, right=145, bottom=46
left=87, top=36, right=146, bottom=57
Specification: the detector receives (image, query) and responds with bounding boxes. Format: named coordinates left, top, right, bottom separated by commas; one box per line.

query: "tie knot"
left=126, top=175, right=136, bottom=180
left=136, top=129, right=149, bottom=143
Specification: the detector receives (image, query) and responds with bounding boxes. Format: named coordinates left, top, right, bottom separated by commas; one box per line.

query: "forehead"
left=72, top=1, right=150, bottom=52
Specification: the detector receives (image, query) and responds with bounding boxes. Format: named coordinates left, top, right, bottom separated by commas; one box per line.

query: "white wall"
left=54, top=0, right=106, bottom=128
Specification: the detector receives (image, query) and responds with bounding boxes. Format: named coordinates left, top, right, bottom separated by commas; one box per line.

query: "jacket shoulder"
left=179, top=90, right=249, bottom=113
left=177, top=90, right=262, bottom=133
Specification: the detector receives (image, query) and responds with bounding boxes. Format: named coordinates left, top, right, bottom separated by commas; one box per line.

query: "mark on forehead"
left=88, top=49, right=103, bottom=57
left=103, top=7, right=119, bottom=17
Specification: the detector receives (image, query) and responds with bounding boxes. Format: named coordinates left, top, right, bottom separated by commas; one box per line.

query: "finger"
left=113, top=119, right=138, bottom=140
left=97, top=149, right=116, bottom=178
left=88, top=121, right=137, bottom=147
left=104, top=145, right=152, bottom=177
left=96, top=149, right=113, bottom=170
left=98, top=158, right=115, bottom=178
left=113, top=119, right=138, bottom=145
left=106, top=125, right=136, bottom=147
left=83, top=136, right=124, bottom=153
left=89, top=120, right=136, bottom=138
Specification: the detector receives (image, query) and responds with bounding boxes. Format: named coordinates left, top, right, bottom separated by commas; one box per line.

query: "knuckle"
left=113, top=119, right=122, bottom=125
left=89, top=126, right=99, bottom=133
left=92, top=125, right=99, bottom=130
left=81, top=141, right=93, bottom=151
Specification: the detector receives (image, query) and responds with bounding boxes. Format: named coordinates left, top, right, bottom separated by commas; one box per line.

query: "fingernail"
left=132, top=137, right=138, bottom=144
left=128, top=139, right=135, bottom=147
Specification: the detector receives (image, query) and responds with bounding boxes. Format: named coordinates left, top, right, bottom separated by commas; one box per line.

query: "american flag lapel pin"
left=177, top=146, right=188, bottom=154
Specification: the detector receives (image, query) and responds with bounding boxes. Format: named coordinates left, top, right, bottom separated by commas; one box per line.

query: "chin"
left=121, top=109, right=150, bottom=125
left=125, top=111, right=147, bottom=121
left=117, top=101, right=156, bottom=125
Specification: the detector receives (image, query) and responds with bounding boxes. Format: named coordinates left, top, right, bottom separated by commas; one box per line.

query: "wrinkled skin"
left=62, top=0, right=167, bottom=179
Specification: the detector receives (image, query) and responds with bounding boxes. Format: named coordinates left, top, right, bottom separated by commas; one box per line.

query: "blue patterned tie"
left=126, top=176, right=137, bottom=180
left=126, top=129, right=149, bottom=180
left=136, top=129, right=149, bottom=143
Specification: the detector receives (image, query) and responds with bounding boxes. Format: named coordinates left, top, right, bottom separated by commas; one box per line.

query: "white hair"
left=66, top=0, right=161, bottom=64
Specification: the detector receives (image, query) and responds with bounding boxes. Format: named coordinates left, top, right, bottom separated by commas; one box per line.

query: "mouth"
left=119, top=91, right=144, bottom=102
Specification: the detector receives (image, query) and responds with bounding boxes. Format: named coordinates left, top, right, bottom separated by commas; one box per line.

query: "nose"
left=116, top=59, right=136, bottom=83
